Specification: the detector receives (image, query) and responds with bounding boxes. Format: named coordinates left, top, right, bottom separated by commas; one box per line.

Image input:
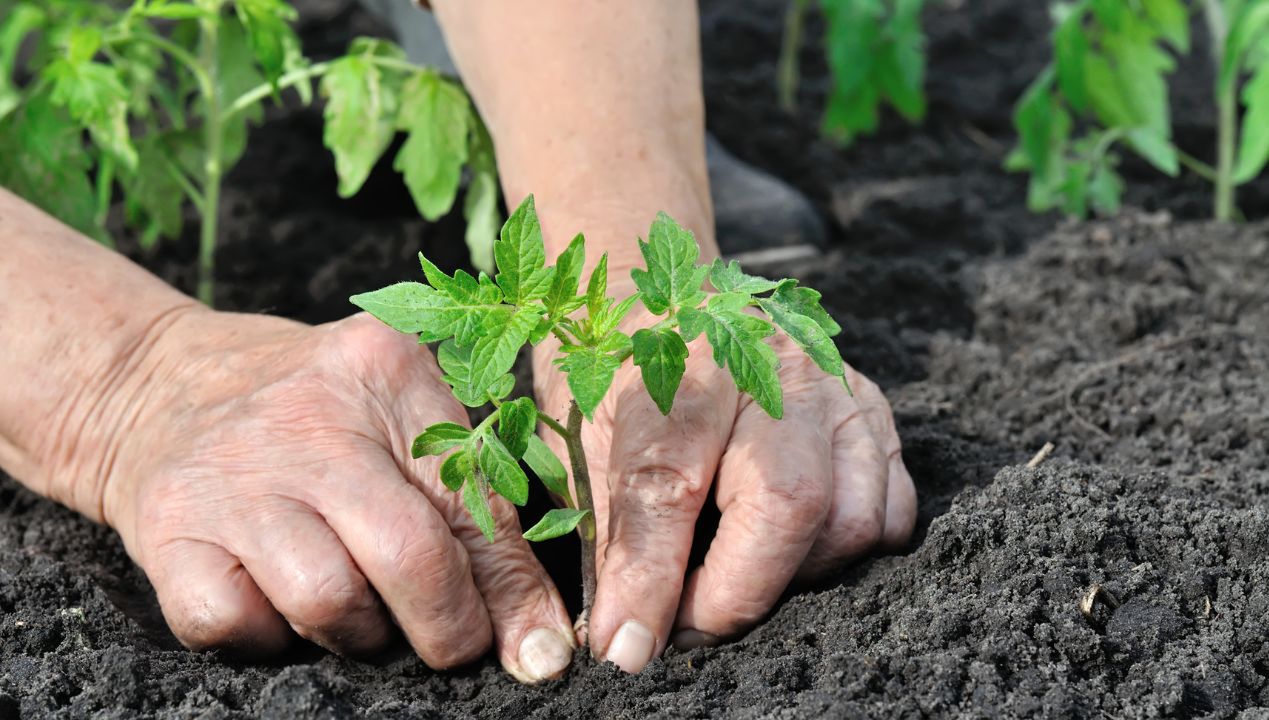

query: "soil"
left=3, top=0, right=1268, bottom=717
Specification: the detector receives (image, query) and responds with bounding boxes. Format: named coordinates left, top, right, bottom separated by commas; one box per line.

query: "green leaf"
left=1143, top=0, right=1189, bottom=52
left=477, top=432, right=529, bottom=506
left=411, top=422, right=472, bottom=458
left=137, top=1, right=207, bottom=20
left=586, top=252, right=610, bottom=320
left=321, top=40, right=406, bottom=198
left=349, top=281, right=448, bottom=334
left=463, top=116, right=500, bottom=274
left=1054, top=7, right=1090, bottom=111
left=440, top=448, right=474, bottom=492
left=214, top=21, right=266, bottom=171
left=462, top=471, right=496, bottom=542
left=0, top=94, right=98, bottom=238
left=495, top=195, right=555, bottom=305
left=629, top=212, right=709, bottom=315
left=1087, top=160, right=1125, bottom=214
left=557, top=347, right=622, bottom=421
left=679, top=307, right=784, bottom=418
left=758, top=282, right=845, bottom=379
left=120, top=136, right=186, bottom=243
left=496, top=396, right=537, bottom=459
left=523, top=508, right=591, bottom=542
left=523, top=435, right=571, bottom=501
left=0, top=3, right=46, bottom=120
left=468, top=308, right=539, bottom=399
left=1125, top=127, right=1178, bottom=176
left=46, top=28, right=137, bottom=171
left=544, top=233, right=587, bottom=320
left=632, top=327, right=689, bottom=415
left=234, top=0, right=298, bottom=85
left=395, top=71, right=470, bottom=221
left=1235, top=60, right=1269, bottom=183
left=436, top=339, right=516, bottom=407
left=709, top=258, right=780, bottom=295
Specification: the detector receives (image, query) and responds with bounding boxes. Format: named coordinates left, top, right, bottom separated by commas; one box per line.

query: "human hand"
left=80, top=311, right=575, bottom=682
left=533, top=305, right=917, bottom=673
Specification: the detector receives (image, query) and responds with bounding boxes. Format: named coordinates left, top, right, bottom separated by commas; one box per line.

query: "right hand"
left=78, top=310, right=575, bottom=682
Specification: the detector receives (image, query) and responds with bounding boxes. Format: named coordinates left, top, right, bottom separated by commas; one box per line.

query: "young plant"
left=350, top=196, right=851, bottom=627
left=778, top=0, right=927, bottom=144
left=0, top=0, right=499, bottom=305
left=1008, top=0, right=1269, bottom=221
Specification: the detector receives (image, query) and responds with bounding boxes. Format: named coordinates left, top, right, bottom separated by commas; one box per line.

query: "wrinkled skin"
left=100, top=310, right=576, bottom=683
left=533, top=307, right=917, bottom=673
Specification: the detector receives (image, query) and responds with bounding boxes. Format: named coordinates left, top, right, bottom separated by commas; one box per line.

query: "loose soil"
left=3, top=0, right=1268, bottom=717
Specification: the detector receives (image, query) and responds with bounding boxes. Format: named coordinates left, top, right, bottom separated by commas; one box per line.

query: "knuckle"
left=422, top=625, right=492, bottom=669
left=169, top=596, right=257, bottom=652
left=823, top=502, right=886, bottom=559
left=283, top=569, right=374, bottom=630
left=615, top=465, right=708, bottom=513
left=742, top=475, right=830, bottom=541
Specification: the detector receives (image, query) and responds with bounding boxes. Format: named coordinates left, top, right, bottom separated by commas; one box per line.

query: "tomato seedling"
left=351, top=195, right=850, bottom=627
left=778, top=0, right=927, bottom=144
left=1009, top=0, right=1269, bottom=221
left=0, top=0, right=499, bottom=305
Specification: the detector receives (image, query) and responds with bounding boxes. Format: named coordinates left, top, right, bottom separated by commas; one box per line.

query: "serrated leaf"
left=234, top=0, right=297, bottom=85
left=411, top=422, right=471, bottom=458
left=436, top=339, right=516, bottom=407
left=469, top=308, right=538, bottom=399
left=632, top=328, right=689, bottom=415
left=709, top=258, right=780, bottom=294
left=1143, top=0, right=1189, bottom=53
left=440, top=448, right=474, bottom=492
left=478, top=432, right=529, bottom=506
left=0, top=94, right=97, bottom=238
left=496, top=396, right=537, bottom=459
left=557, top=347, right=622, bottom=421
left=495, top=195, right=555, bottom=304
left=544, top=233, right=586, bottom=320
left=586, top=253, right=609, bottom=319
left=759, top=286, right=844, bottom=379
left=462, top=471, right=496, bottom=542
left=523, top=508, right=591, bottom=542
left=630, top=212, right=709, bottom=315
left=1125, top=127, right=1178, bottom=176
left=679, top=307, right=783, bottom=418
left=523, top=435, right=571, bottom=501
left=349, top=281, right=453, bottom=335
left=123, top=137, right=185, bottom=242
left=321, top=41, right=405, bottom=197
left=46, top=31, right=137, bottom=171
left=1235, top=60, right=1269, bottom=183
left=1054, top=8, right=1090, bottom=111
left=395, top=71, right=469, bottom=220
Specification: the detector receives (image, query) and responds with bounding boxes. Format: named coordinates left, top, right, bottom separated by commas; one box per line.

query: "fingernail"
left=671, top=628, right=720, bottom=650
left=518, top=627, right=574, bottom=682
left=605, top=620, right=656, bottom=673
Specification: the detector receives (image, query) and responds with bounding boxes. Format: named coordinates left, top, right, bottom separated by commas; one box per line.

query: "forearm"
left=0, top=187, right=202, bottom=520
left=431, top=0, right=717, bottom=287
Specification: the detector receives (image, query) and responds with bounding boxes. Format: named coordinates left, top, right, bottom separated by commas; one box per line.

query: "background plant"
left=1008, top=0, right=1269, bottom=221
left=0, top=0, right=499, bottom=305
left=350, top=195, right=850, bottom=628
left=778, top=0, right=928, bottom=144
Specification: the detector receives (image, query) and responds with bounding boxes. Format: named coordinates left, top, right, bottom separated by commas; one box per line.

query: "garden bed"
left=2, top=0, right=1267, bottom=717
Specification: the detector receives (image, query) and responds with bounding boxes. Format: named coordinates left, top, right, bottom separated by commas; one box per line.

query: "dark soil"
left=3, top=0, right=1268, bottom=717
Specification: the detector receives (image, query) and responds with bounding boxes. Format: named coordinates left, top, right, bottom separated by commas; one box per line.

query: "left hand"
left=532, top=306, right=917, bottom=673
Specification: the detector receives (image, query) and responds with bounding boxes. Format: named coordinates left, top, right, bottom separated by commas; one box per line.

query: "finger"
left=590, top=371, right=736, bottom=674
left=881, top=450, right=917, bottom=549
left=672, top=392, right=833, bottom=648
left=147, top=538, right=291, bottom=655
left=798, top=407, right=890, bottom=579
left=317, top=456, right=494, bottom=669
left=404, top=458, right=577, bottom=684
left=232, top=503, right=394, bottom=656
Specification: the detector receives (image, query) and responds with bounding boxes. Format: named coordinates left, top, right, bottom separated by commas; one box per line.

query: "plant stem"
left=565, top=400, right=597, bottom=632
left=777, top=0, right=810, bottom=113
left=1175, top=147, right=1220, bottom=183
left=220, top=55, right=424, bottom=124
left=536, top=411, right=570, bottom=439
left=1204, top=0, right=1237, bottom=221
left=197, top=10, right=223, bottom=306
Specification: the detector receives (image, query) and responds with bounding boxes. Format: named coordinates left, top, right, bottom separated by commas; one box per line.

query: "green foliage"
left=354, top=196, right=849, bottom=543
left=0, top=0, right=501, bottom=303
left=779, top=0, right=928, bottom=144
left=1010, top=0, right=1269, bottom=220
